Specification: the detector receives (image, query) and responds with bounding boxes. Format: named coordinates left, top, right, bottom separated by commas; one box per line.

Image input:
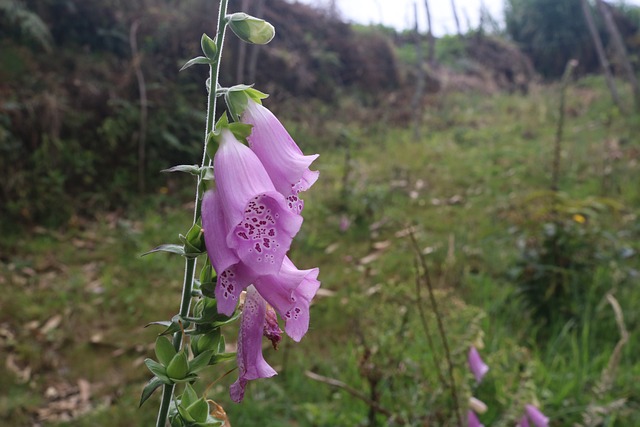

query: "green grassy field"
left=1, top=77, right=639, bottom=426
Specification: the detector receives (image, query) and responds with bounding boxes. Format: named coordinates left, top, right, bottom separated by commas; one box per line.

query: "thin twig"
left=408, top=230, right=462, bottom=427
left=305, top=371, right=405, bottom=424
left=129, top=19, right=148, bottom=193
left=413, top=256, right=448, bottom=390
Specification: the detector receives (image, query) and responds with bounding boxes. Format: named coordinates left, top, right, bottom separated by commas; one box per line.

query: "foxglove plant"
left=139, top=1, right=319, bottom=426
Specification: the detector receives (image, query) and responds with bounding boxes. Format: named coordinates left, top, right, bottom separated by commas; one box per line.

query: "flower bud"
left=227, top=13, right=275, bottom=45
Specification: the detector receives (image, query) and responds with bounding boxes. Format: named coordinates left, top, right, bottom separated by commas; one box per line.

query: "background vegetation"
left=1, top=0, right=639, bottom=426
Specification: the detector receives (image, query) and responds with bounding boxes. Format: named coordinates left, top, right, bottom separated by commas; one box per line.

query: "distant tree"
left=0, top=0, right=52, bottom=51
left=505, top=0, right=597, bottom=77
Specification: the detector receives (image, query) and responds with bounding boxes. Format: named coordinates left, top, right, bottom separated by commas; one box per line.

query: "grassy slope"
left=1, top=77, right=639, bottom=426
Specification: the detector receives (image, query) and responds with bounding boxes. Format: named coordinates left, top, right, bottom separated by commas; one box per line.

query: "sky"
left=296, top=0, right=640, bottom=36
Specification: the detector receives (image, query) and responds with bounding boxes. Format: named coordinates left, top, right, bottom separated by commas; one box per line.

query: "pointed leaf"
left=139, top=376, right=166, bottom=407
left=178, top=402, right=196, bottom=423
left=188, top=398, right=210, bottom=423
left=181, top=383, right=199, bottom=408
left=161, top=164, right=201, bottom=175
left=173, top=373, right=199, bottom=384
left=190, top=349, right=215, bottom=373
left=180, top=56, right=212, bottom=71
left=201, top=33, right=217, bottom=59
left=141, top=244, right=185, bottom=257
left=209, top=352, right=236, bottom=364
left=144, top=359, right=171, bottom=383
left=166, top=351, right=190, bottom=380
left=155, top=336, right=177, bottom=367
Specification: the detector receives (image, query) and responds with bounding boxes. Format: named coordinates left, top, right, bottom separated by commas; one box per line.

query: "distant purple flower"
left=521, top=404, right=549, bottom=427
left=230, top=286, right=277, bottom=403
left=468, top=346, right=489, bottom=384
left=202, top=130, right=303, bottom=315
left=468, top=410, right=484, bottom=427
left=518, top=415, right=530, bottom=427
left=241, top=99, right=319, bottom=214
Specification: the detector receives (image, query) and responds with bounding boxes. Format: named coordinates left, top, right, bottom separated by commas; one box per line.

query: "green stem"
left=155, top=1, right=229, bottom=426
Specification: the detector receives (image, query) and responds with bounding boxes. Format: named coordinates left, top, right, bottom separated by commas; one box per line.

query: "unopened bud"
left=227, top=13, right=275, bottom=45
left=469, top=396, right=488, bottom=414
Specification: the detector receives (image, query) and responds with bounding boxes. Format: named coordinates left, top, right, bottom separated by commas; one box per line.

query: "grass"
left=1, top=77, right=639, bottom=426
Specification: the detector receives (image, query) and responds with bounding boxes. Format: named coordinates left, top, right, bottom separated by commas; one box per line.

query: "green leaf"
left=172, top=373, right=199, bottom=384
left=184, top=223, right=205, bottom=256
left=166, top=351, right=190, bottom=380
left=187, top=398, right=210, bottom=424
left=201, top=166, right=214, bottom=181
left=155, top=336, right=177, bottom=367
left=225, top=90, right=249, bottom=121
left=178, top=402, right=196, bottom=423
left=245, top=87, right=269, bottom=103
left=210, top=352, right=236, bottom=364
left=141, top=244, right=185, bottom=257
left=193, top=329, right=221, bottom=356
left=201, top=33, right=217, bottom=59
left=217, top=335, right=226, bottom=354
left=199, top=264, right=217, bottom=299
left=180, top=56, right=212, bottom=71
left=228, top=122, right=253, bottom=141
left=161, top=164, right=200, bottom=175
left=144, top=359, right=171, bottom=383
left=181, top=383, right=198, bottom=408
left=189, top=349, right=215, bottom=373
left=139, top=376, right=165, bottom=407
left=145, top=317, right=185, bottom=336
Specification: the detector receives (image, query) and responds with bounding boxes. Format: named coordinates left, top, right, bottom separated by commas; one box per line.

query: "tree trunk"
left=449, top=0, right=462, bottom=35
left=580, top=0, right=624, bottom=112
left=247, top=0, right=265, bottom=82
left=596, top=0, right=640, bottom=112
left=411, top=2, right=426, bottom=140
left=423, top=0, right=435, bottom=64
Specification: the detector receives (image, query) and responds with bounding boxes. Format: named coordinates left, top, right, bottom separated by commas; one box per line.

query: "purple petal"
left=468, top=346, right=489, bottom=384
left=214, top=131, right=303, bottom=275
left=468, top=410, right=484, bottom=427
left=242, top=100, right=319, bottom=199
left=254, top=257, right=320, bottom=342
left=201, top=189, right=256, bottom=315
left=525, top=404, right=549, bottom=427
left=230, top=286, right=277, bottom=403
left=518, top=415, right=530, bottom=427
left=202, top=189, right=239, bottom=275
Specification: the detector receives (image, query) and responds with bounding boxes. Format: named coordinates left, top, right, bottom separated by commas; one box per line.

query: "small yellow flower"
left=573, top=214, right=586, bottom=224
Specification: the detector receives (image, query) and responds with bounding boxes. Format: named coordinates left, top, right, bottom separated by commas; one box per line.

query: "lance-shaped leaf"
left=141, top=244, right=185, bottom=257
left=180, top=56, right=213, bottom=71
left=144, top=359, right=170, bottom=384
left=139, top=376, right=165, bottom=407
left=161, top=164, right=201, bottom=175
left=189, top=349, right=215, bottom=374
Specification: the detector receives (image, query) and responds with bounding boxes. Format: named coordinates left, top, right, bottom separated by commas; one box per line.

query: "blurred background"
left=1, top=0, right=639, bottom=425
